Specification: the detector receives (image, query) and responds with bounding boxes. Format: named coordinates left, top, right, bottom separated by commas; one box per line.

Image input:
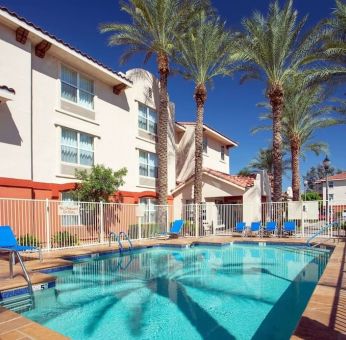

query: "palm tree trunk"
left=268, top=84, right=284, bottom=202
left=157, top=51, right=169, bottom=206
left=291, top=137, right=300, bottom=201
left=194, top=84, right=207, bottom=204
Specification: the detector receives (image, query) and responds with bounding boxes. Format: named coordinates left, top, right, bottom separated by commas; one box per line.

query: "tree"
left=304, top=165, right=342, bottom=190
left=174, top=11, right=239, bottom=203
left=301, top=191, right=322, bottom=201
left=72, top=165, right=127, bottom=202
left=254, top=77, right=345, bottom=201
left=237, top=168, right=252, bottom=176
left=248, top=147, right=290, bottom=176
left=100, top=0, right=206, bottom=205
left=237, top=0, right=342, bottom=201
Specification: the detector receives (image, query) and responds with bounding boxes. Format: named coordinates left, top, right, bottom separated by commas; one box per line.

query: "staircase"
left=0, top=293, right=34, bottom=313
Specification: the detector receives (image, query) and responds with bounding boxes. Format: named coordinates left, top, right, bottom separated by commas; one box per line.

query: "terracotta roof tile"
left=0, top=7, right=132, bottom=84
left=321, top=172, right=346, bottom=181
left=204, top=168, right=256, bottom=188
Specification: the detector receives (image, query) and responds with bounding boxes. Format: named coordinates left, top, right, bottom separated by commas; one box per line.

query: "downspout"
left=30, top=42, right=34, bottom=188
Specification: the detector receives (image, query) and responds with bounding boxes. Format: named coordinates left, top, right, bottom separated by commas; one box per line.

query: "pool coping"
left=0, top=237, right=344, bottom=339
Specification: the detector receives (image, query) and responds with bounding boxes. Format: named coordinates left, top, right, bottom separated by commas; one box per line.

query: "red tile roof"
left=321, top=172, right=346, bottom=181
left=204, top=168, right=256, bottom=188
left=0, top=7, right=132, bottom=84
left=174, top=168, right=256, bottom=192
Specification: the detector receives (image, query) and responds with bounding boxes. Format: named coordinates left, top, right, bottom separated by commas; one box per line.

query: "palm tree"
left=248, top=147, right=290, bottom=176
left=174, top=12, right=239, bottom=203
left=100, top=0, right=206, bottom=205
left=237, top=0, right=342, bottom=201
left=254, top=77, right=345, bottom=201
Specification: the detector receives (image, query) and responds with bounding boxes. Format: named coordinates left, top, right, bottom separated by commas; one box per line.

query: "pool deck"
left=0, top=236, right=345, bottom=339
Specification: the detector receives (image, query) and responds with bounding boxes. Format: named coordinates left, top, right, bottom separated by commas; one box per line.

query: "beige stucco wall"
left=0, top=24, right=32, bottom=180
left=0, top=14, right=175, bottom=195
left=323, top=180, right=346, bottom=202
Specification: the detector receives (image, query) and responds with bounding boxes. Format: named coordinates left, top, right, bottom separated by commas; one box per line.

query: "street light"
left=323, top=155, right=331, bottom=224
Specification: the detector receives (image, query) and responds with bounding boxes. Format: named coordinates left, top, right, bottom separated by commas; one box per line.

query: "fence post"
left=166, top=205, right=169, bottom=233
left=138, top=212, right=142, bottom=240
left=45, top=199, right=51, bottom=251
left=195, top=204, right=199, bottom=237
left=301, top=201, right=305, bottom=238
left=100, top=201, right=104, bottom=243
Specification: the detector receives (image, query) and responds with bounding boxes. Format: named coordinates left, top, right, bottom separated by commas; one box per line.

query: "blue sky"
left=1, top=0, right=344, bottom=189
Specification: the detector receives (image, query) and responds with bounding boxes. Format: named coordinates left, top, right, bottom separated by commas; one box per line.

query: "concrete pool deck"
left=0, top=236, right=345, bottom=339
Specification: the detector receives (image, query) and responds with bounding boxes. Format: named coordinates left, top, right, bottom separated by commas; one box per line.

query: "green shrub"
left=52, top=231, right=78, bottom=247
left=17, top=234, right=40, bottom=247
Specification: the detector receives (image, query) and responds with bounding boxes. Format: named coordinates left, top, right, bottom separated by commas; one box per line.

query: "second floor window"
left=138, top=103, right=157, bottom=134
left=61, top=65, right=94, bottom=110
left=221, top=146, right=225, bottom=160
left=328, top=181, right=334, bottom=188
left=139, top=150, right=157, bottom=178
left=61, top=128, right=94, bottom=166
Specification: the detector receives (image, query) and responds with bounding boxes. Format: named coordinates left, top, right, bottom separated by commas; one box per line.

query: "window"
left=221, top=146, right=225, bottom=160
left=61, top=65, right=94, bottom=109
left=139, top=150, right=157, bottom=178
left=328, top=181, right=334, bottom=188
left=203, top=136, right=208, bottom=154
left=148, top=88, right=153, bottom=99
left=61, top=128, right=94, bottom=166
left=140, top=198, right=157, bottom=223
left=138, top=103, right=157, bottom=134
left=328, top=194, right=334, bottom=201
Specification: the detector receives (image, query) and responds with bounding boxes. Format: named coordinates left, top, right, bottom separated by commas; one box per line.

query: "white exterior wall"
left=323, top=180, right=346, bottom=202
left=0, top=24, right=32, bottom=180
left=176, top=125, right=231, bottom=183
left=0, top=14, right=175, bottom=195
left=242, top=174, right=262, bottom=224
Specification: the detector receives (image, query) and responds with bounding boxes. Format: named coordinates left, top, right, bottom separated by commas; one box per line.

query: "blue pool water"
left=23, top=245, right=329, bottom=340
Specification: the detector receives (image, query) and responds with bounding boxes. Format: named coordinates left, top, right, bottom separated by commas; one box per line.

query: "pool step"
left=0, top=293, right=34, bottom=313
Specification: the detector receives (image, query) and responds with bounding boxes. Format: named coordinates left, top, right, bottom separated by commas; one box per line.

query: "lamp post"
left=303, top=180, right=308, bottom=201
left=323, top=155, right=331, bottom=224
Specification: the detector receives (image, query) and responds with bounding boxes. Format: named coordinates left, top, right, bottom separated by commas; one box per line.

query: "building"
left=0, top=6, right=269, bottom=219
left=0, top=7, right=177, bottom=205
left=320, top=172, right=346, bottom=202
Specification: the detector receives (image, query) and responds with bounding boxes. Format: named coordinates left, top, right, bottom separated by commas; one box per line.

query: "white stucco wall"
left=0, top=24, right=32, bottom=180
left=322, top=180, right=346, bottom=202
left=242, top=174, right=262, bottom=224
left=0, top=14, right=175, bottom=195
left=176, top=124, right=231, bottom=183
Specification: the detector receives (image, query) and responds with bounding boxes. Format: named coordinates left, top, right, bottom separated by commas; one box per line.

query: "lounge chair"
left=234, top=222, right=246, bottom=237
left=0, top=225, right=42, bottom=261
left=248, top=222, right=262, bottom=237
left=283, top=221, right=296, bottom=236
left=156, top=219, right=185, bottom=239
left=263, top=221, right=277, bottom=237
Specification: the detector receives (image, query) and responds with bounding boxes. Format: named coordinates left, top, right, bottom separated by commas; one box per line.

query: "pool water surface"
left=23, top=244, right=330, bottom=340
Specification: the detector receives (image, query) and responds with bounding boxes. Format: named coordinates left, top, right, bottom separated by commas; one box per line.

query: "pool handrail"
left=306, top=222, right=338, bottom=247
left=109, top=231, right=133, bottom=251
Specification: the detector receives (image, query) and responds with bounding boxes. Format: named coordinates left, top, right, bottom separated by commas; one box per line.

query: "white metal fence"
left=0, top=198, right=172, bottom=250
left=0, top=198, right=345, bottom=250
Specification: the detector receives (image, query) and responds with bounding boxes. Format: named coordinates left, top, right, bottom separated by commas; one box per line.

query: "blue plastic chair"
left=0, top=225, right=42, bottom=261
left=283, top=221, right=296, bottom=236
left=264, top=221, right=277, bottom=236
left=158, top=220, right=185, bottom=239
left=234, top=222, right=246, bottom=236
left=249, top=222, right=262, bottom=237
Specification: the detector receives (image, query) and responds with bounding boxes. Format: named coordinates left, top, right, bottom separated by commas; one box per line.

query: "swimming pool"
left=23, top=244, right=329, bottom=340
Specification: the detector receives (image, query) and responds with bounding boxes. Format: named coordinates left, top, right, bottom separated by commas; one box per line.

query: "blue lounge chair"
left=0, top=225, right=42, bottom=261
left=157, top=220, right=185, bottom=239
left=234, top=222, right=246, bottom=236
left=248, top=222, right=262, bottom=237
left=283, top=221, right=296, bottom=236
left=264, top=221, right=277, bottom=237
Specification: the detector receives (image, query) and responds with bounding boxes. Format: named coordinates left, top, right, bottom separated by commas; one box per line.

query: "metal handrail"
left=108, top=231, right=133, bottom=251
left=3, top=249, right=35, bottom=308
left=306, top=222, right=338, bottom=247
left=118, top=231, right=133, bottom=250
